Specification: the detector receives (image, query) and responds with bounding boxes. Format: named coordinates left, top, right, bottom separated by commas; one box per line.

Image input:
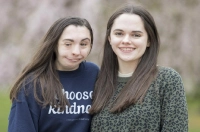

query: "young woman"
left=8, top=17, right=99, bottom=132
left=90, top=5, right=188, bottom=132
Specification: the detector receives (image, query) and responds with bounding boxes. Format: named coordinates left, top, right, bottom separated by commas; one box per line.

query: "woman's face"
left=55, top=25, right=91, bottom=71
left=109, top=13, right=149, bottom=68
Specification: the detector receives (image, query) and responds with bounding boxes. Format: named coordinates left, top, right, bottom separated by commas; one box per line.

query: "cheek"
left=134, top=39, right=148, bottom=47
left=81, top=49, right=91, bottom=56
left=109, top=37, right=121, bottom=45
left=138, top=43, right=149, bottom=55
left=57, top=49, right=65, bottom=56
left=56, top=48, right=69, bottom=59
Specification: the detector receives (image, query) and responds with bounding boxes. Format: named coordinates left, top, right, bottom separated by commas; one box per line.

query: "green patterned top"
left=91, top=66, right=188, bottom=132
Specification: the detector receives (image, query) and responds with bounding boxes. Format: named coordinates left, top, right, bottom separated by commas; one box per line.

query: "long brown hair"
left=10, top=17, right=93, bottom=110
left=90, top=5, right=160, bottom=113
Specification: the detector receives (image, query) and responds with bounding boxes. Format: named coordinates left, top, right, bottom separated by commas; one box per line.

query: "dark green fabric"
left=91, top=66, right=188, bottom=132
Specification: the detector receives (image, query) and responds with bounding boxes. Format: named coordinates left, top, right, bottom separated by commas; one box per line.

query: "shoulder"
left=17, top=74, right=40, bottom=100
left=83, top=61, right=100, bottom=71
left=156, top=66, right=183, bottom=85
left=14, top=81, right=35, bottom=103
left=158, top=66, right=181, bottom=78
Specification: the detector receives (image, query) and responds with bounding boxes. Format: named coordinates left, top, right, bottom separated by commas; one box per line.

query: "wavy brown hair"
left=10, top=17, right=93, bottom=110
left=90, top=5, right=160, bottom=114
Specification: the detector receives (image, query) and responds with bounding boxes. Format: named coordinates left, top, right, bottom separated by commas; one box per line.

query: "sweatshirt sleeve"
left=160, top=68, right=188, bottom=132
left=8, top=86, right=40, bottom=132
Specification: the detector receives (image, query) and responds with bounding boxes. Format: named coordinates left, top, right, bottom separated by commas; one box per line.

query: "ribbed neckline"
left=117, top=76, right=131, bottom=83
left=118, top=71, right=133, bottom=77
left=57, top=62, right=85, bottom=78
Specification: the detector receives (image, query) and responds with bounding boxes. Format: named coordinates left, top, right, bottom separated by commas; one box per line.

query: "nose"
left=72, top=45, right=80, bottom=55
left=122, top=35, right=131, bottom=44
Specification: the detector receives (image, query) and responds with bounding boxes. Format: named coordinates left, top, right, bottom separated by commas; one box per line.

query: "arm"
left=160, top=69, right=188, bottom=132
left=8, top=87, right=40, bottom=132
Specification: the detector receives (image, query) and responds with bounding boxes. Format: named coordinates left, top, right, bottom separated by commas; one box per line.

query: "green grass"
left=0, top=91, right=200, bottom=132
left=0, top=90, right=11, bottom=132
left=188, top=100, right=200, bottom=132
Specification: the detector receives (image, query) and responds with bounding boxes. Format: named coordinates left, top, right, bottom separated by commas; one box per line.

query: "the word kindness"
left=48, top=102, right=91, bottom=114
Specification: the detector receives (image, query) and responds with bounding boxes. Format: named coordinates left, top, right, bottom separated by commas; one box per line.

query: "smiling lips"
left=119, top=47, right=135, bottom=53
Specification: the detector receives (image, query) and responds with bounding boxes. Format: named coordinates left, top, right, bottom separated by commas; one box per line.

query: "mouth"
left=66, top=57, right=81, bottom=62
left=69, top=59, right=79, bottom=62
left=119, top=47, right=135, bottom=52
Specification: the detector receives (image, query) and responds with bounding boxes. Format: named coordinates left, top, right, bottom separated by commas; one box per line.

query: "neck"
left=118, top=60, right=139, bottom=74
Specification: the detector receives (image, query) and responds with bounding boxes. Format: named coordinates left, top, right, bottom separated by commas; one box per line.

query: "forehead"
left=60, top=25, right=91, bottom=41
left=111, top=13, right=145, bottom=31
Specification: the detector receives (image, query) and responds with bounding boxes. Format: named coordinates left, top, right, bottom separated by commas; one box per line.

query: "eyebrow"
left=82, top=38, right=91, bottom=42
left=132, top=31, right=143, bottom=33
left=113, top=29, right=143, bottom=33
left=63, top=38, right=91, bottom=42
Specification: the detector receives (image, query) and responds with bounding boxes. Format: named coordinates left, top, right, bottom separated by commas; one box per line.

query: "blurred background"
left=0, top=0, right=199, bottom=131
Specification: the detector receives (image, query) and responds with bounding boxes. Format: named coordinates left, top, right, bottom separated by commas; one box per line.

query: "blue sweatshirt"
left=8, top=62, right=99, bottom=132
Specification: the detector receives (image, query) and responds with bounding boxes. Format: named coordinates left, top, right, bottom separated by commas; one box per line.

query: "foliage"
left=0, top=0, right=200, bottom=131
left=0, top=0, right=200, bottom=93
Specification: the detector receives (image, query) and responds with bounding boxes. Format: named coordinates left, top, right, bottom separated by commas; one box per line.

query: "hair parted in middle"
left=90, top=5, right=160, bottom=114
left=10, top=17, right=93, bottom=110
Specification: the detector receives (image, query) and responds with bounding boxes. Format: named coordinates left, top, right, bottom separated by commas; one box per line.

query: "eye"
left=80, top=43, right=88, bottom=46
left=115, top=32, right=123, bottom=36
left=65, top=43, right=71, bottom=46
left=132, top=34, right=141, bottom=37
